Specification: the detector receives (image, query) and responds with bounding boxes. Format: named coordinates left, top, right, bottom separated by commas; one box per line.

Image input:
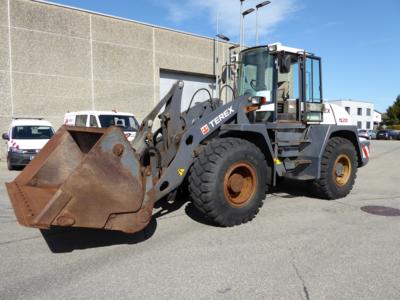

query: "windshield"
left=238, top=48, right=274, bottom=97
left=98, top=115, right=139, bottom=131
left=12, top=126, right=54, bottom=139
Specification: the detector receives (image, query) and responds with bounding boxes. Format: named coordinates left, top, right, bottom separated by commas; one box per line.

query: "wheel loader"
left=6, top=43, right=369, bottom=234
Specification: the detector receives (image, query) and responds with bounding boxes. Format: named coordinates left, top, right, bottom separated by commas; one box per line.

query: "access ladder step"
left=277, top=139, right=311, bottom=146
left=283, top=159, right=312, bottom=170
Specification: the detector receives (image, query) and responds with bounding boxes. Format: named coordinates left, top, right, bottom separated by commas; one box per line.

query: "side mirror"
left=2, top=133, right=9, bottom=140
left=279, top=53, right=292, bottom=74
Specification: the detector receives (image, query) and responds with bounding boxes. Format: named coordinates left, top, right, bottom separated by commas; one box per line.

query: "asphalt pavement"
left=1, top=140, right=400, bottom=299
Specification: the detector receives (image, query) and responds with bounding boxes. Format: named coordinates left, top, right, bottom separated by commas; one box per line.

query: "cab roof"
left=242, top=43, right=310, bottom=56
left=266, top=42, right=307, bottom=54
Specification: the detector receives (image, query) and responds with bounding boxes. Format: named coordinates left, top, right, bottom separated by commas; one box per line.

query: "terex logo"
left=200, top=124, right=209, bottom=135
left=200, top=106, right=234, bottom=135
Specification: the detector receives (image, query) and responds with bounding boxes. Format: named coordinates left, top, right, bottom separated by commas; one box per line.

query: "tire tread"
left=188, top=137, right=267, bottom=226
left=313, top=137, right=357, bottom=199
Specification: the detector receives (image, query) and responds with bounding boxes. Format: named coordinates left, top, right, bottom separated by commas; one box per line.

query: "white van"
left=2, top=118, right=55, bottom=170
left=64, top=111, right=140, bottom=142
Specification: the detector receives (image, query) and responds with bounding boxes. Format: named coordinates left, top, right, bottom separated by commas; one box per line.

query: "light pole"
left=242, top=8, right=255, bottom=49
left=256, top=1, right=271, bottom=46
left=239, top=0, right=245, bottom=50
left=216, top=34, right=230, bottom=42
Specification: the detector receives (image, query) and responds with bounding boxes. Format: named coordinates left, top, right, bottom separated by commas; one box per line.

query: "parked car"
left=357, top=129, right=370, bottom=139
left=376, top=129, right=399, bottom=140
left=368, top=130, right=377, bottom=140
left=64, top=111, right=140, bottom=142
left=2, top=118, right=55, bottom=170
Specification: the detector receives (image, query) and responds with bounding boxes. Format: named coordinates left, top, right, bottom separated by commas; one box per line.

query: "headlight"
left=10, top=146, right=23, bottom=153
left=249, top=96, right=267, bottom=105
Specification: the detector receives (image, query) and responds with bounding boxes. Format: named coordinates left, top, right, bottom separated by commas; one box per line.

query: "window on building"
left=357, top=121, right=362, bottom=129
left=367, top=108, right=371, bottom=116
left=366, top=121, right=371, bottom=129
left=345, top=106, right=350, bottom=114
left=357, top=108, right=362, bottom=116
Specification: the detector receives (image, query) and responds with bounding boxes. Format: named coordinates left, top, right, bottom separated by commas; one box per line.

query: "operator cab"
left=237, top=43, right=323, bottom=124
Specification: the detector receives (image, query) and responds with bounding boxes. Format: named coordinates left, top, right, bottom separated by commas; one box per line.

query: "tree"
left=385, top=95, right=400, bottom=125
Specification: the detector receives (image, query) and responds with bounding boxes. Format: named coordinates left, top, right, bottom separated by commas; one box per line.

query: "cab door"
left=301, top=55, right=323, bottom=122
left=275, top=54, right=301, bottom=122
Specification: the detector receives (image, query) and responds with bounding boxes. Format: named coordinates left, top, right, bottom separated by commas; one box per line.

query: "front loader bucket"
left=6, top=126, right=154, bottom=234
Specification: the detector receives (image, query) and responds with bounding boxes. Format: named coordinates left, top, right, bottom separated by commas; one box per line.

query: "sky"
left=46, top=0, right=400, bottom=112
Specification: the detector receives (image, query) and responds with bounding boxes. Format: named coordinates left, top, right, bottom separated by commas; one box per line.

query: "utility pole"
left=242, top=8, right=255, bottom=48
left=256, top=1, right=271, bottom=45
left=240, top=0, right=245, bottom=50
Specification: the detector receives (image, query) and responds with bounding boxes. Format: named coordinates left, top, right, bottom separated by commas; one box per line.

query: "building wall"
left=0, top=0, right=230, bottom=159
left=373, top=110, right=382, bottom=125
left=329, top=100, right=375, bottom=129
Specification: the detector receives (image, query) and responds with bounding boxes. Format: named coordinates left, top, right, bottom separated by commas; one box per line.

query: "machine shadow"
left=41, top=218, right=158, bottom=253
left=270, top=178, right=318, bottom=198
left=41, top=193, right=191, bottom=253
left=184, top=202, right=222, bottom=227
left=41, top=179, right=318, bottom=253
left=153, top=193, right=219, bottom=227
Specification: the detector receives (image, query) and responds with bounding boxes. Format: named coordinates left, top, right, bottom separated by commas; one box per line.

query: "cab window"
left=277, top=56, right=300, bottom=101
left=238, top=48, right=274, bottom=97
left=305, top=57, right=322, bottom=103
left=75, top=115, right=87, bottom=126
left=89, top=115, right=98, bottom=127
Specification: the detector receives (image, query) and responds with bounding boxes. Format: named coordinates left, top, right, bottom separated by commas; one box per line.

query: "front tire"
left=188, top=138, right=267, bottom=227
left=313, top=137, right=357, bottom=199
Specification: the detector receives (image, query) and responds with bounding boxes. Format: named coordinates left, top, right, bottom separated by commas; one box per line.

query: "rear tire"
left=188, top=138, right=267, bottom=227
left=313, top=137, right=357, bottom=199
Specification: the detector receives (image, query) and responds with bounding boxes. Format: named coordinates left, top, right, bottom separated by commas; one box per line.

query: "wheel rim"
left=223, top=162, right=257, bottom=207
left=332, top=154, right=352, bottom=187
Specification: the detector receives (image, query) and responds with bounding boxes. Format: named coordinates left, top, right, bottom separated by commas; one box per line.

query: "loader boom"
left=5, top=81, right=254, bottom=233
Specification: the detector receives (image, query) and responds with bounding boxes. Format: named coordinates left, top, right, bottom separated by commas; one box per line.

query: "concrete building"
left=373, top=110, right=382, bottom=128
left=0, top=0, right=232, bottom=158
left=329, top=99, right=375, bottom=130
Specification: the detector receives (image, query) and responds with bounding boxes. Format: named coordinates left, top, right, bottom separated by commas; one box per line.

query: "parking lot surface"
left=1, top=140, right=400, bottom=299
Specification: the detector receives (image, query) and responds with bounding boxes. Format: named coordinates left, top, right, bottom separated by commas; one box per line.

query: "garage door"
left=160, top=71, right=216, bottom=112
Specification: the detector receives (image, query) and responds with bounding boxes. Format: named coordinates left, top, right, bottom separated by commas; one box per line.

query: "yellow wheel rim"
left=332, top=154, right=352, bottom=187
